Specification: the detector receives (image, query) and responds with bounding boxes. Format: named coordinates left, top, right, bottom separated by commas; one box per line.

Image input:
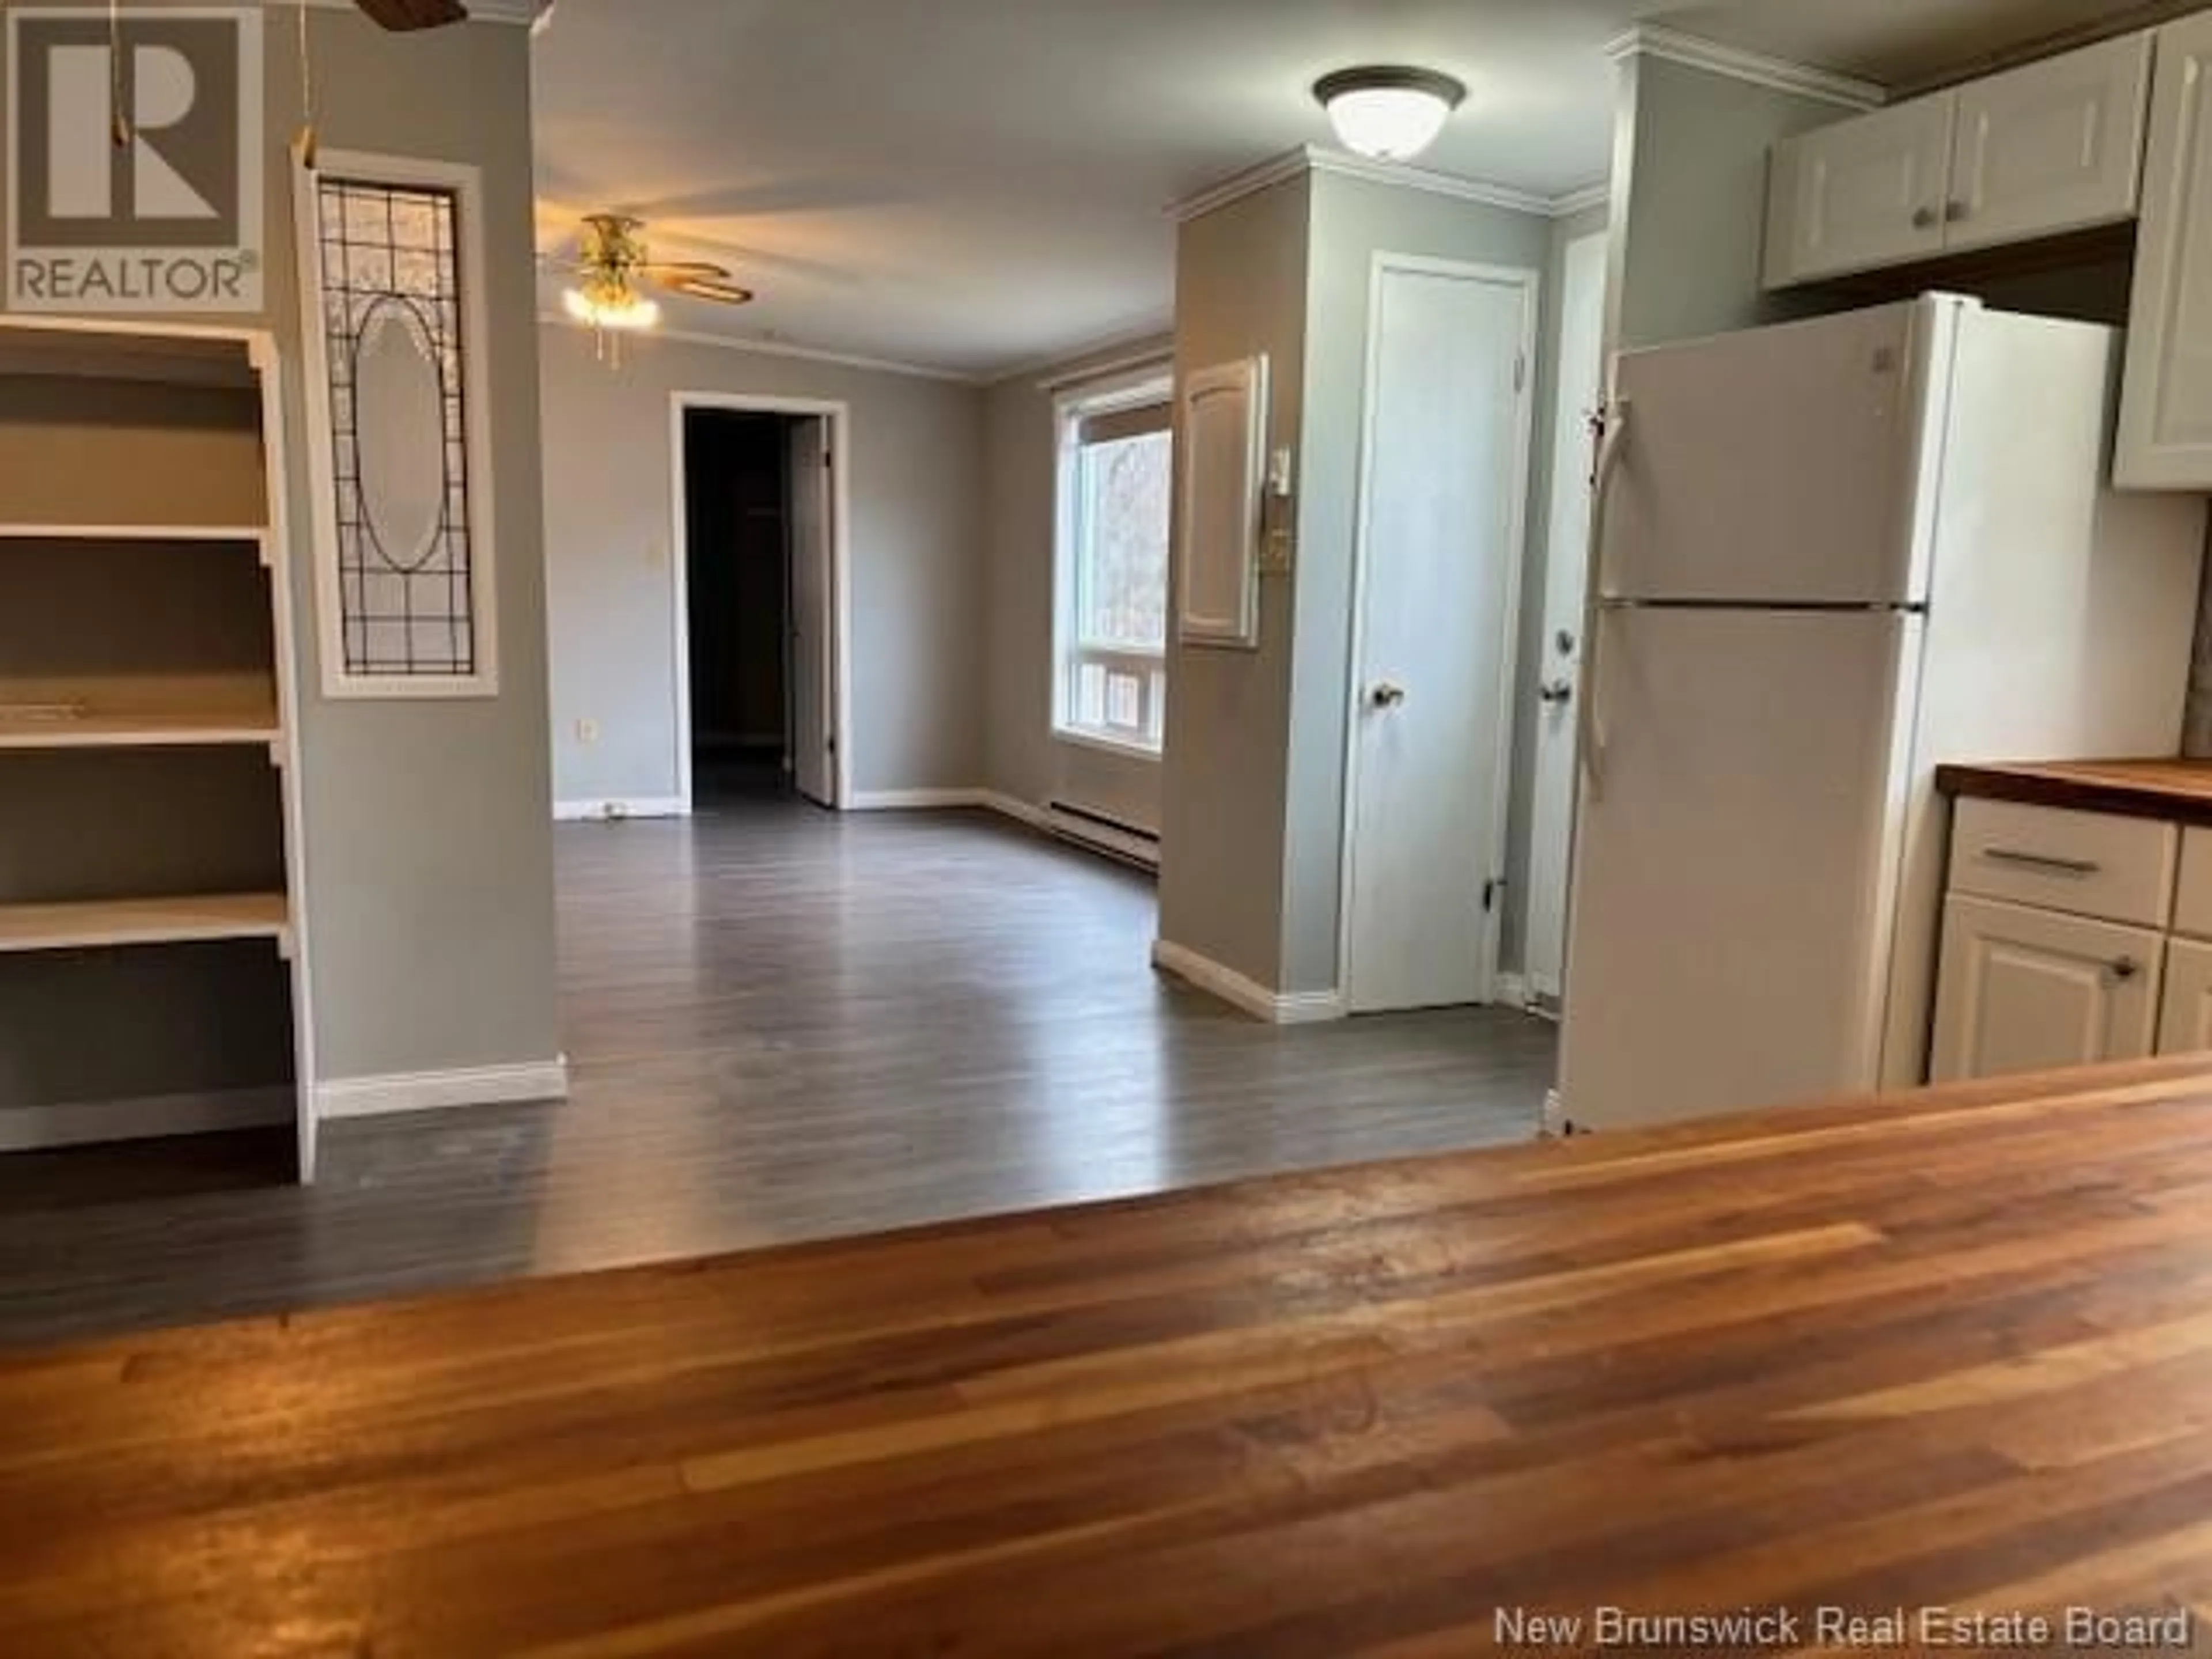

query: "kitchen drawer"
left=1948, top=797, right=2176, bottom=926
left=2173, top=830, right=2212, bottom=939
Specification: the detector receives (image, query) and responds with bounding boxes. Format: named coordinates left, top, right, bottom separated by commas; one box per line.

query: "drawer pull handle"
left=1982, top=848, right=2101, bottom=878
left=2112, top=957, right=2142, bottom=983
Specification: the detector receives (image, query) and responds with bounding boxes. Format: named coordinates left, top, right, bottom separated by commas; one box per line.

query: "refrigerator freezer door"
left=1601, top=301, right=1938, bottom=606
left=1558, top=607, right=1923, bottom=1132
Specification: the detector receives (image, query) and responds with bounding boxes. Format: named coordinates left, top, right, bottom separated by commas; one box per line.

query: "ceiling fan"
left=543, top=214, right=756, bottom=358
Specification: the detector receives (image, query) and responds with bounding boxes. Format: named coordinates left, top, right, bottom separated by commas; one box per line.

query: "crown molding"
left=1604, top=25, right=1887, bottom=111
left=1549, top=180, right=1612, bottom=218
left=537, top=312, right=984, bottom=384
left=1169, top=146, right=1611, bottom=226
left=1168, top=150, right=1312, bottom=225
left=988, top=316, right=1176, bottom=388
left=1309, top=147, right=1558, bottom=216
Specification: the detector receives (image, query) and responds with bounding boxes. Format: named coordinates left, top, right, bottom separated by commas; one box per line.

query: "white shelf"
left=0, top=524, right=266, bottom=544
left=0, top=892, right=289, bottom=955
left=0, top=710, right=281, bottom=752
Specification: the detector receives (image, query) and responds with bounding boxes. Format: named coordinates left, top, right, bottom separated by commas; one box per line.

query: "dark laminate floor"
left=0, top=796, right=1554, bottom=1350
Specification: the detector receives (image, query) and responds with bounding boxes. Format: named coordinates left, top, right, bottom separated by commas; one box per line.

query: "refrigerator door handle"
left=1578, top=398, right=1631, bottom=800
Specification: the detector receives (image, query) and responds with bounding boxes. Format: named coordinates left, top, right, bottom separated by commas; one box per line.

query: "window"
left=1055, top=377, right=1173, bottom=753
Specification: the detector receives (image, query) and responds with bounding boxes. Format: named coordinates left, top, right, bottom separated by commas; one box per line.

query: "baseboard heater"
left=1045, top=800, right=1160, bottom=871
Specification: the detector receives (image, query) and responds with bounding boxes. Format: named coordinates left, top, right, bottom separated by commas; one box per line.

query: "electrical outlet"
left=575, top=718, right=600, bottom=746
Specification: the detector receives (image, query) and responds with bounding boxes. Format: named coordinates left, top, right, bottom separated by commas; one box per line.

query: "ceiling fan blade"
left=643, top=261, right=732, bottom=279
left=355, top=0, right=469, bottom=31
left=660, top=274, right=756, bottom=307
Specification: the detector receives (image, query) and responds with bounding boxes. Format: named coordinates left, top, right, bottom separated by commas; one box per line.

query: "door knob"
left=1537, top=679, right=1574, bottom=706
left=1370, top=682, right=1407, bottom=709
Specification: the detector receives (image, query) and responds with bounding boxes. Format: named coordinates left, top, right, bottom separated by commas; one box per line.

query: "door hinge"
left=825, top=735, right=838, bottom=755
left=1483, top=877, right=1506, bottom=914
left=1514, top=353, right=1527, bottom=394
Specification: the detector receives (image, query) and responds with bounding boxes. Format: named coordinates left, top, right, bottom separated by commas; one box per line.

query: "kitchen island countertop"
left=6, top=1058, right=2212, bottom=1650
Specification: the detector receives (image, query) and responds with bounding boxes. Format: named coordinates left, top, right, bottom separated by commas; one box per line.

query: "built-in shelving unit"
left=0, top=317, right=316, bottom=1176
left=0, top=893, right=291, bottom=955
left=0, top=710, right=282, bottom=752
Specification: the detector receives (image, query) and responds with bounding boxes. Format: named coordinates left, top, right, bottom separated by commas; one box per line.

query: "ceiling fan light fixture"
left=562, top=284, right=660, bottom=332
left=1313, top=66, right=1467, bottom=162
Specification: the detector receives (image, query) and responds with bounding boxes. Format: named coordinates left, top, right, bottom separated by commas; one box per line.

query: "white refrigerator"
left=1555, top=294, right=2206, bottom=1134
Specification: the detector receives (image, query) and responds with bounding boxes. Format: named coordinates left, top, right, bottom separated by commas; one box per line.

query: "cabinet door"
left=1766, top=98, right=1954, bottom=287
left=2157, top=938, right=2212, bottom=1056
left=1947, top=32, right=2152, bottom=253
left=2118, top=12, right=2212, bottom=489
left=1931, top=895, right=2161, bottom=1083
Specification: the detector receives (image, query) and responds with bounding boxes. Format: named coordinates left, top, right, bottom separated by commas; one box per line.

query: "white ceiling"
left=529, top=0, right=2164, bottom=380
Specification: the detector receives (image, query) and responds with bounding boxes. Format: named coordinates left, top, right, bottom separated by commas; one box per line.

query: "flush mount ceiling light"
left=1313, top=66, right=1468, bottom=163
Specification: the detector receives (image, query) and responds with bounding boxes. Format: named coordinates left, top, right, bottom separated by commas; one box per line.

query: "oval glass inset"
left=353, top=300, right=448, bottom=573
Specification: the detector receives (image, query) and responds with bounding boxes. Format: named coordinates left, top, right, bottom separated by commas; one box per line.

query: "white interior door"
left=787, top=418, right=835, bottom=807
left=1343, top=258, right=1533, bottom=1014
left=1522, top=231, right=1607, bottom=1008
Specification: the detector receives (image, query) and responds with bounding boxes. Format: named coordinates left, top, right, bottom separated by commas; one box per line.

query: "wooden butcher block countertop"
left=6, top=1059, right=2212, bottom=1653
left=1938, top=756, right=2212, bottom=827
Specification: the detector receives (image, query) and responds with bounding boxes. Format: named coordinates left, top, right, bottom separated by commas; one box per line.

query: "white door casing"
left=788, top=418, right=834, bottom=807
left=1341, top=256, right=1536, bottom=1015
left=1522, top=230, right=1607, bottom=1007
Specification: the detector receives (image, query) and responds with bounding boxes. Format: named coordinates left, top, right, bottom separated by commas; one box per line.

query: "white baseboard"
left=1493, top=971, right=1529, bottom=1010
left=315, top=1057, right=571, bottom=1121
left=555, top=797, right=687, bottom=823
left=846, top=788, right=990, bottom=811
left=0, top=1086, right=292, bottom=1153
left=1151, top=939, right=1346, bottom=1025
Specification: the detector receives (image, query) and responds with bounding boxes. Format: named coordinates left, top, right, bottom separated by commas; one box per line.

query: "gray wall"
left=540, top=328, right=988, bottom=805
left=1607, top=53, right=1846, bottom=353
left=1157, top=175, right=1312, bottom=990
left=981, top=336, right=1174, bottom=834
left=0, top=8, right=563, bottom=1084
left=1280, top=171, right=1557, bottom=994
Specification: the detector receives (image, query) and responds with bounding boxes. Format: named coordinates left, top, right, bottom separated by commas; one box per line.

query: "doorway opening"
left=672, top=395, right=849, bottom=811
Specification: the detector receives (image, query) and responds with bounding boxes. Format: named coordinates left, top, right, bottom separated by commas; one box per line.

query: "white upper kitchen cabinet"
left=1766, top=32, right=2153, bottom=289
left=1767, top=99, right=1953, bottom=287
left=1947, top=32, right=2152, bottom=254
left=2118, top=11, right=2212, bottom=490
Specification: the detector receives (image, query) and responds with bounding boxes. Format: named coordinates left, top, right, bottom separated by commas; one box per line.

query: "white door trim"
left=667, top=393, right=854, bottom=813
left=1522, top=228, right=1609, bottom=1006
left=1336, top=253, right=1540, bottom=1011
